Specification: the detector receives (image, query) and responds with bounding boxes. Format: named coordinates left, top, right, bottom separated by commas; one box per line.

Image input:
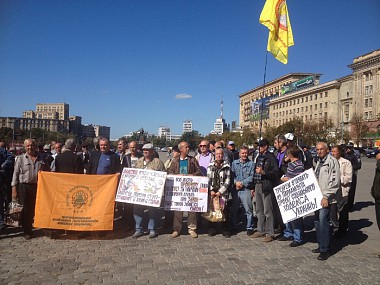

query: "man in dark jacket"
left=371, top=153, right=380, bottom=232
left=344, top=142, right=361, bottom=211
left=55, top=139, right=84, bottom=174
left=88, top=138, right=119, bottom=175
left=251, top=138, right=279, bottom=242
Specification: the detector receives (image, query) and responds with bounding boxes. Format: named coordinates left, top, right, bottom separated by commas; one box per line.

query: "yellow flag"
left=259, top=0, right=294, bottom=64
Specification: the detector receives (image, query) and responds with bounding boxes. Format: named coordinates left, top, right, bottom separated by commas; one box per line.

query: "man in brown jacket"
left=168, top=141, right=201, bottom=238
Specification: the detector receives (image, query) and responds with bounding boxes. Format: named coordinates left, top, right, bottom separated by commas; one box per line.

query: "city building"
left=158, top=126, right=171, bottom=138
left=239, top=73, right=321, bottom=131
left=182, top=120, right=193, bottom=133
left=211, top=100, right=230, bottom=135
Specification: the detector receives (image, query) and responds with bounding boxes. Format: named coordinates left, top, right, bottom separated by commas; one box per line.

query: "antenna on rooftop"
left=220, top=99, right=224, bottom=119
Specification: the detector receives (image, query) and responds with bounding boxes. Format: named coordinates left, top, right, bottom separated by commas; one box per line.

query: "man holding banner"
left=132, top=143, right=165, bottom=239
left=313, top=142, right=340, bottom=260
left=168, top=141, right=201, bottom=238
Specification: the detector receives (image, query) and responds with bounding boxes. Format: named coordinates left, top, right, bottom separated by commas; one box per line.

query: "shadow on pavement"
left=350, top=201, right=375, bottom=212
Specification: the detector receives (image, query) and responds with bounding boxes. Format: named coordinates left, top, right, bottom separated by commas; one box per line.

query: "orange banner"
left=34, top=172, right=119, bottom=231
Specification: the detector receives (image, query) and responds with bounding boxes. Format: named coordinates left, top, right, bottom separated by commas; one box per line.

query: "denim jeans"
left=315, top=206, right=331, bottom=252
left=133, top=205, right=159, bottom=233
left=231, top=189, right=254, bottom=231
left=283, top=218, right=303, bottom=243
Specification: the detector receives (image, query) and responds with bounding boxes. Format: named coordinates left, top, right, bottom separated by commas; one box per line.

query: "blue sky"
left=1, top=0, right=379, bottom=139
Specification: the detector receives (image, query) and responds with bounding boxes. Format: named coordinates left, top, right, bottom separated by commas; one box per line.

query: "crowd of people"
left=0, top=134, right=378, bottom=261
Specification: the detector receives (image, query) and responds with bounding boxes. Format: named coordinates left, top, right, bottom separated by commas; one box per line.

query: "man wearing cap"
left=231, top=145, right=255, bottom=235
left=251, top=138, right=279, bottom=242
left=312, top=141, right=340, bottom=260
left=227, top=141, right=240, bottom=161
left=344, top=142, right=361, bottom=211
left=88, top=138, right=119, bottom=175
left=168, top=141, right=202, bottom=238
left=132, top=143, right=165, bottom=239
left=195, top=140, right=214, bottom=176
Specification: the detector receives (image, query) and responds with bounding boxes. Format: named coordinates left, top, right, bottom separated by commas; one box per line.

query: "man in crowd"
left=195, top=140, right=214, bottom=176
left=11, top=139, right=50, bottom=239
left=50, top=142, right=63, bottom=171
left=78, top=143, right=90, bottom=173
left=312, top=141, right=340, bottom=260
left=214, top=141, right=234, bottom=165
left=117, top=138, right=129, bottom=171
left=330, top=145, right=352, bottom=238
left=168, top=141, right=201, bottom=238
left=231, top=146, right=255, bottom=235
left=344, top=142, right=361, bottom=211
left=227, top=141, right=240, bottom=161
left=123, top=141, right=142, bottom=169
left=0, top=142, right=14, bottom=230
left=88, top=138, right=119, bottom=175
left=55, top=139, right=84, bottom=174
left=132, top=143, right=165, bottom=239
left=251, top=139, right=279, bottom=242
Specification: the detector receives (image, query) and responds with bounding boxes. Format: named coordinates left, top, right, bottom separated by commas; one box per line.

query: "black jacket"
left=88, top=151, right=120, bottom=174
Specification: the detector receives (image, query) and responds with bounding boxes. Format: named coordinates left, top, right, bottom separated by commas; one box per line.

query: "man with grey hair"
left=55, top=138, right=84, bottom=174
left=168, top=141, right=201, bottom=238
left=88, top=138, right=119, bottom=175
left=11, top=139, right=50, bottom=239
left=312, top=141, right=340, bottom=260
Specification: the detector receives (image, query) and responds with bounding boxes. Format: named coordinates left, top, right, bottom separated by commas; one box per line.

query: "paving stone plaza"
left=1, top=157, right=379, bottom=285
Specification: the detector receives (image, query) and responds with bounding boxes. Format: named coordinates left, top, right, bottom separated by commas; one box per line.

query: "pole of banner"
left=259, top=51, right=269, bottom=140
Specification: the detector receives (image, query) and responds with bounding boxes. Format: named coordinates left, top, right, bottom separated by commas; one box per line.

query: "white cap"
left=284, top=133, right=294, bottom=141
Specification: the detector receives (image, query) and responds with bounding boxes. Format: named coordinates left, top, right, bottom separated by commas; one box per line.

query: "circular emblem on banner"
left=66, top=185, right=94, bottom=210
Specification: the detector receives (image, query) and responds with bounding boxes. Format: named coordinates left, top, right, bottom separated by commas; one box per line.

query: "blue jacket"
left=231, top=158, right=254, bottom=191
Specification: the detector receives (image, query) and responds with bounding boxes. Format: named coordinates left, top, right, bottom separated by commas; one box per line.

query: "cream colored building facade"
left=239, top=73, right=320, bottom=131
left=239, top=49, right=380, bottom=142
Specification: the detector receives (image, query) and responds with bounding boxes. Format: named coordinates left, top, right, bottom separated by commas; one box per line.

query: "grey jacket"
left=315, top=154, right=341, bottom=201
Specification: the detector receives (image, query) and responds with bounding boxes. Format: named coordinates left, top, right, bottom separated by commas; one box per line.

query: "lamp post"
left=331, top=101, right=344, bottom=143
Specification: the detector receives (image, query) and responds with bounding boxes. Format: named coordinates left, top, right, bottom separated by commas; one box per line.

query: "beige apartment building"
left=239, top=49, right=380, bottom=143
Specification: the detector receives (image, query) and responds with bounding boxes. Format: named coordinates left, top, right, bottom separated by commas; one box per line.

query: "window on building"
left=301, top=107, right=304, bottom=112
left=315, top=94, right=317, bottom=100
left=365, top=86, right=369, bottom=95
left=369, top=98, right=373, bottom=107
left=305, top=97, right=308, bottom=102
left=315, top=104, right=317, bottom=110
left=325, top=92, right=328, bottom=97
left=320, top=103, right=322, bottom=109
left=310, top=95, right=312, bottom=101
left=369, top=111, right=372, bottom=119
left=320, top=93, right=323, bottom=98
left=365, top=98, right=368, bottom=108
left=293, top=100, right=296, bottom=105
left=319, top=113, right=322, bottom=118
left=369, top=85, right=373, bottom=93
left=364, top=112, right=368, bottom=119
left=305, top=106, right=308, bottom=111
left=290, top=101, right=292, bottom=106
left=297, top=108, right=299, bottom=113
left=325, top=102, right=328, bottom=108
left=286, top=110, right=288, bottom=115
left=297, top=99, right=299, bottom=104
left=324, top=112, right=327, bottom=118
left=286, top=102, right=288, bottom=107
left=347, top=92, right=349, bottom=98
left=310, top=114, right=312, bottom=120
left=301, top=98, right=304, bottom=103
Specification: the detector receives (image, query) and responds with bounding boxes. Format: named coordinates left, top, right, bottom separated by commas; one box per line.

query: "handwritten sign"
left=273, top=168, right=323, bottom=223
left=164, top=175, right=208, bottom=212
left=115, top=168, right=167, bottom=207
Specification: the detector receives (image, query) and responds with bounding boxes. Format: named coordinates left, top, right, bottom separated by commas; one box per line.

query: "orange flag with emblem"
left=34, top=172, right=119, bottom=231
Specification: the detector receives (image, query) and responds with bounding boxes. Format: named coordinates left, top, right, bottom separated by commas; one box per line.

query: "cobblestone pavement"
left=1, top=158, right=379, bottom=285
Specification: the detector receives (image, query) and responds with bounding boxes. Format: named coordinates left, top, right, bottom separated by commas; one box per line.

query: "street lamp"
left=330, top=101, right=344, bottom=143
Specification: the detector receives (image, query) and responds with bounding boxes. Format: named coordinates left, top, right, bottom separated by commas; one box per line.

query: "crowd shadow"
left=300, top=214, right=373, bottom=257
left=350, top=201, right=375, bottom=212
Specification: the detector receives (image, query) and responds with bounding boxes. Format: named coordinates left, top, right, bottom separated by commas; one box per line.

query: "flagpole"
left=259, top=50, right=269, bottom=140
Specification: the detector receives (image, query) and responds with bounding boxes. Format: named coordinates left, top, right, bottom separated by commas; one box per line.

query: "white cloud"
left=175, top=93, right=192, bottom=100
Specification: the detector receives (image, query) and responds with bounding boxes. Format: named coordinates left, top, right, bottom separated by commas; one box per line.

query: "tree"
left=179, top=131, right=201, bottom=151
left=351, top=113, right=370, bottom=146
left=0, top=127, right=13, bottom=144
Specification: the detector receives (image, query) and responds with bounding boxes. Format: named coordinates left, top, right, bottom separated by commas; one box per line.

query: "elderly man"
left=227, top=141, right=239, bottom=161
left=123, top=141, right=142, bottom=169
left=116, top=138, right=129, bottom=171
left=195, top=140, right=214, bottom=176
left=132, top=143, right=165, bottom=239
left=168, top=141, right=201, bottom=238
left=88, top=138, right=119, bottom=175
left=231, top=146, right=255, bottom=235
left=312, top=141, right=340, bottom=260
left=251, top=139, right=279, bottom=242
left=11, top=139, right=50, bottom=239
left=55, top=139, right=84, bottom=174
